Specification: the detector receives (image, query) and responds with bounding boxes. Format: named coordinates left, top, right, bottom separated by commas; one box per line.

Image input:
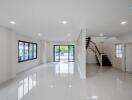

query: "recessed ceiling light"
left=50, top=85, right=54, bottom=88
left=91, top=96, right=98, bottom=99
left=67, top=33, right=71, bottom=37
left=38, top=33, right=42, bottom=36
left=121, top=21, right=127, bottom=25
left=99, top=33, right=104, bottom=37
left=9, top=21, right=16, bottom=25
left=68, top=85, right=72, bottom=88
left=62, top=20, right=68, bottom=25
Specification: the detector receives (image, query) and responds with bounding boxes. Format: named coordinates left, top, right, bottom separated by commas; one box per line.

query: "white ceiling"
left=0, top=0, right=132, bottom=41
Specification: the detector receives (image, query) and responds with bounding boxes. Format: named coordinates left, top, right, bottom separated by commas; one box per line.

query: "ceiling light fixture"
left=68, top=85, right=72, bottom=88
left=50, top=85, right=54, bottom=88
left=62, top=20, right=68, bottom=25
left=9, top=21, right=16, bottom=25
left=67, top=33, right=71, bottom=37
left=38, top=33, right=42, bottom=36
left=99, top=33, right=104, bottom=37
left=91, top=96, right=98, bottom=99
left=121, top=21, right=127, bottom=25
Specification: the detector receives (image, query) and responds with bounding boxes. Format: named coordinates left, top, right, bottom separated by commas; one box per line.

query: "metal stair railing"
left=86, top=37, right=103, bottom=69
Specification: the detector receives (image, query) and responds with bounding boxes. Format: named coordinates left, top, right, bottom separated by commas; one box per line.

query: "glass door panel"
left=29, top=43, right=33, bottom=60
left=18, top=42, right=24, bottom=61
left=59, top=46, right=68, bottom=62
left=54, top=46, right=60, bottom=62
left=68, top=46, right=74, bottom=62
left=54, top=45, right=75, bottom=62
left=24, top=43, right=29, bottom=60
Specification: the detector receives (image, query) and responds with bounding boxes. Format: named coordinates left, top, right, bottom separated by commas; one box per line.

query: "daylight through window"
left=116, top=44, right=123, bottom=58
left=18, top=41, right=37, bottom=62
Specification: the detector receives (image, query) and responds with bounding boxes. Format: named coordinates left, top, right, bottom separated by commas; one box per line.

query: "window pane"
left=116, top=45, right=118, bottom=50
left=19, top=42, right=24, bottom=61
left=116, top=44, right=123, bottom=58
left=54, top=45, right=75, bottom=62
left=118, top=45, right=122, bottom=49
left=25, top=43, right=29, bottom=60
left=118, top=49, right=122, bottom=54
left=60, top=46, right=68, bottom=62
left=119, top=53, right=122, bottom=58
left=55, top=46, right=60, bottom=61
left=29, top=43, right=33, bottom=59
left=33, top=44, right=37, bottom=59
left=69, top=46, right=74, bottom=61
left=18, top=41, right=37, bottom=62
left=116, top=49, right=119, bottom=54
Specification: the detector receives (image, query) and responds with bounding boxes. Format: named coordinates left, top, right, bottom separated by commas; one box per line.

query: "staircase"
left=86, top=37, right=112, bottom=67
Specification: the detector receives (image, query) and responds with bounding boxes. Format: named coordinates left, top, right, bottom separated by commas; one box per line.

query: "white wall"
left=46, top=41, right=77, bottom=62
left=86, top=49, right=96, bottom=64
left=77, top=31, right=86, bottom=79
left=103, top=37, right=124, bottom=70
left=118, top=33, right=132, bottom=43
left=125, top=43, right=132, bottom=73
left=0, top=27, right=16, bottom=83
left=103, top=33, right=132, bottom=72
left=90, top=37, right=105, bottom=52
left=118, top=33, right=132, bottom=72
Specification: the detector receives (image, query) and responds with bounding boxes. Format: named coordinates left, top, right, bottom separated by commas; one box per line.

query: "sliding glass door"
left=59, top=46, right=69, bottom=62
left=68, top=45, right=74, bottom=62
left=54, top=46, right=60, bottom=62
left=54, top=45, right=75, bottom=62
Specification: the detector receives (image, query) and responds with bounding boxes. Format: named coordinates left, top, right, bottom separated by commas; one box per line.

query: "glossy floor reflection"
left=0, top=62, right=132, bottom=100
left=18, top=73, right=37, bottom=100
left=55, top=62, right=74, bottom=75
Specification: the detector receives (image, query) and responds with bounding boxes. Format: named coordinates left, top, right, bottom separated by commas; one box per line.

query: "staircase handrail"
left=86, top=37, right=103, bottom=68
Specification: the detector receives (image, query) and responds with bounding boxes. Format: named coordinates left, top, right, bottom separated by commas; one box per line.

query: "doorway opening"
left=54, top=45, right=75, bottom=62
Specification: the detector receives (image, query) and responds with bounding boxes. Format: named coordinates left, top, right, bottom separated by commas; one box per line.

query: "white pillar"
left=39, top=40, right=48, bottom=64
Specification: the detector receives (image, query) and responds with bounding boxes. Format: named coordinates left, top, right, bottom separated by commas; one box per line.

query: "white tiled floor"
left=0, top=62, right=132, bottom=100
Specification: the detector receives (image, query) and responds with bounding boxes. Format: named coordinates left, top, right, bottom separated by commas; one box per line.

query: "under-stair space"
left=86, top=37, right=112, bottom=67
left=96, top=55, right=112, bottom=66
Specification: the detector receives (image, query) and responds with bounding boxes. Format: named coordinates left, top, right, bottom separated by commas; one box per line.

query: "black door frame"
left=53, top=45, right=75, bottom=62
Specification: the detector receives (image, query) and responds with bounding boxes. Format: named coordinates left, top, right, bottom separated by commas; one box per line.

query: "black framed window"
left=18, top=42, right=24, bottom=61
left=18, top=41, right=37, bottom=62
left=25, top=42, right=29, bottom=60
left=68, top=45, right=74, bottom=62
left=54, top=45, right=75, bottom=62
left=29, top=43, right=33, bottom=60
